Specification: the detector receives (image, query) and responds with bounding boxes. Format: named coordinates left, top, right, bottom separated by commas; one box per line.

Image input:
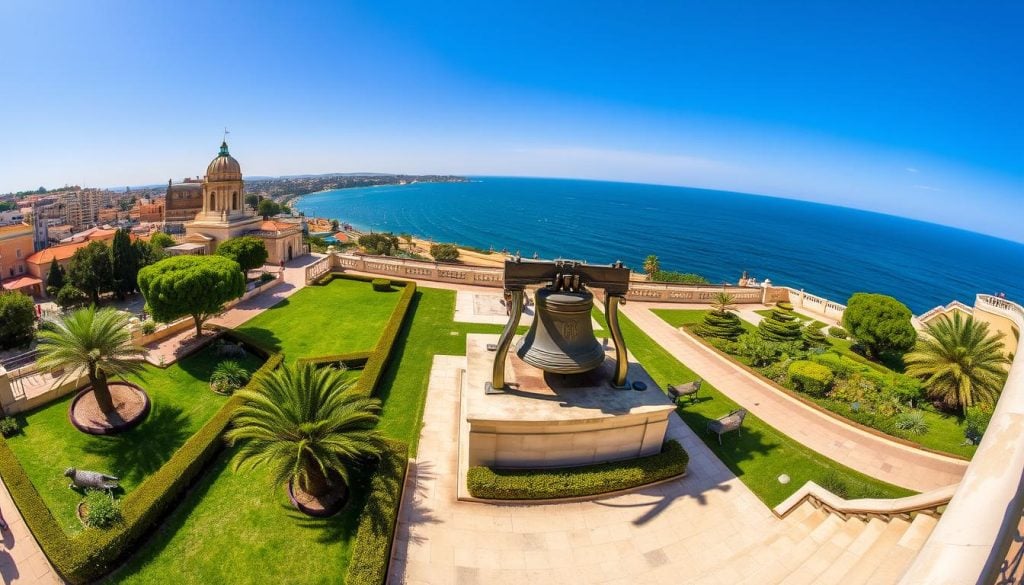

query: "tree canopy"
left=110, top=228, right=137, bottom=299
left=46, top=258, right=65, bottom=293
left=358, top=232, right=400, bottom=256
left=68, top=241, right=112, bottom=304
left=842, top=293, right=917, bottom=358
left=138, top=255, right=245, bottom=335
left=0, top=292, right=35, bottom=350
left=429, top=243, right=460, bottom=262
left=149, top=232, right=176, bottom=249
left=217, top=236, right=269, bottom=272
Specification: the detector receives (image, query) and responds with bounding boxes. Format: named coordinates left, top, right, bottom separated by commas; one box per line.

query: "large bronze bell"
left=516, top=287, right=605, bottom=374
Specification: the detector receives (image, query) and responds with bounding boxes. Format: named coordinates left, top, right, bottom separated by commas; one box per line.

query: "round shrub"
left=809, top=352, right=857, bottom=378
left=82, top=490, right=121, bottom=529
left=829, top=326, right=848, bottom=339
left=0, top=416, right=20, bottom=437
left=777, top=301, right=794, bottom=311
left=210, top=360, right=251, bottom=395
left=0, top=291, right=36, bottom=350
left=788, top=360, right=835, bottom=396
left=371, top=278, right=392, bottom=292
left=141, top=320, right=157, bottom=335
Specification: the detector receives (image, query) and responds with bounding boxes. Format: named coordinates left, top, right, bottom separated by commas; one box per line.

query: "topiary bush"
left=467, top=440, right=688, bottom=500
left=965, top=404, right=993, bottom=444
left=371, top=278, right=392, bottom=292
left=696, top=310, right=744, bottom=341
left=758, top=303, right=804, bottom=343
left=802, top=323, right=828, bottom=346
left=82, top=490, right=121, bottom=529
left=829, top=326, right=848, bottom=339
left=788, top=360, right=835, bottom=396
left=141, top=320, right=157, bottom=335
left=809, top=352, right=857, bottom=379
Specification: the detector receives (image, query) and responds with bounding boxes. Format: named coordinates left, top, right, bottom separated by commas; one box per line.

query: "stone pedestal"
left=462, top=334, right=675, bottom=470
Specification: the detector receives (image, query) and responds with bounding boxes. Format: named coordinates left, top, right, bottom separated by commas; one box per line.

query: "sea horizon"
left=294, top=176, right=1024, bottom=314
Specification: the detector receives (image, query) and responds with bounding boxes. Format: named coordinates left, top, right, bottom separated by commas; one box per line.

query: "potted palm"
left=36, top=306, right=149, bottom=434
left=226, top=363, right=385, bottom=517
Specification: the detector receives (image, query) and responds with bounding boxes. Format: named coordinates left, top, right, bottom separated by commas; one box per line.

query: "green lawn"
left=104, top=445, right=366, bottom=585
left=619, top=313, right=914, bottom=506
left=6, top=347, right=264, bottom=533
left=235, top=278, right=402, bottom=362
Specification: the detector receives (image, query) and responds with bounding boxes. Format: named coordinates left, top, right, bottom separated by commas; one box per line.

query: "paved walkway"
left=390, top=355, right=778, bottom=585
left=620, top=302, right=968, bottom=492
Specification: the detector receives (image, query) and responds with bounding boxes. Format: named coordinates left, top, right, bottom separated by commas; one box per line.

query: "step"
left=815, top=518, right=890, bottom=585
left=715, top=502, right=826, bottom=581
left=735, top=512, right=847, bottom=585
left=778, top=517, right=868, bottom=585
left=865, top=514, right=940, bottom=583
left=835, top=517, right=912, bottom=585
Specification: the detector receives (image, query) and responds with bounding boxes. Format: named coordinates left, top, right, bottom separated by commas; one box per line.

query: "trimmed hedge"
left=829, top=326, right=848, bottom=339
left=788, top=360, right=834, bottom=396
left=467, top=440, right=688, bottom=500
left=758, top=304, right=803, bottom=343
left=371, top=278, right=392, bottom=292
left=345, top=439, right=409, bottom=585
left=0, top=332, right=283, bottom=584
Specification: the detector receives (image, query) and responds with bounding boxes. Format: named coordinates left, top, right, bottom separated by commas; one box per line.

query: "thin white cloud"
left=905, top=167, right=920, bottom=173
left=913, top=184, right=943, bottom=192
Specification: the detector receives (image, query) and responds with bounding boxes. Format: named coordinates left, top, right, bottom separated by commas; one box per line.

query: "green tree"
left=35, top=306, right=146, bottom=419
left=430, top=243, right=460, bottom=262
left=904, top=313, right=1010, bottom=414
left=245, top=194, right=261, bottom=209
left=110, top=228, right=137, bottom=300
left=138, top=255, right=245, bottom=336
left=68, top=241, right=112, bottom=304
left=643, top=255, right=660, bottom=280
left=842, top=293, right=917, bottom=358
left=134, top=238, right=163, bottom=267
left=331, top=219, right=340, bottom=232
left=697, top=292, right=745, bottom=341
left=257, top=199, right=282, bottom=217
left=45, top=258, right=65, bottom=294
left=758, top=301, right=804, bottom=343
left=55, top=284, right=88, bottom=309
left=217, top=236, right=269, bottom=272
left=149, top=232, right=176, bottom=249
left=226, top=363, right=386, bottom=504
left=358, top=232, right=400, bottom=256
left=735, top=331, right=779, bottom=366
left=0, top=292, right=35, bottom=350
left=802, top=323, right=829, bottom=346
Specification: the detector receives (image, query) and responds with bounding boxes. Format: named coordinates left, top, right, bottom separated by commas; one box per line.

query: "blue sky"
left=0, top=1, right=1021, bottom=240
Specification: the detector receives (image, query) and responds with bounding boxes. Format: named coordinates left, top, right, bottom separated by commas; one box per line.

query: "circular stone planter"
left=69, top=382, right=151, bottom=435
left=287, top=479, right=348, bottom=518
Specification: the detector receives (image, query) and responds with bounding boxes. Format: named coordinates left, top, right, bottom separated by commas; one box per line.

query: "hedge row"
left=345, top=439, right=409, bottom=585
left=308, top=273, right=417, bottom=399
left=467, top=440, right=689, bottom=500
left=0, top=331, right=283, bottom=584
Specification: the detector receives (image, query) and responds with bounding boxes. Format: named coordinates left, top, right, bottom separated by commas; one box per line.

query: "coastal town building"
left=131, top=197, right=165, bottom=223
left=0, top=222, right=42, bottom=295
left=180, top=141, right=304, bottom=264
left=163, top=178, right=204, bottom=231
left=24, top=227, right=126, bottom=295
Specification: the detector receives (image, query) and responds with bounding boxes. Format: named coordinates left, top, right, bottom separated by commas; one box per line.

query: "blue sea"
left=295, top=177, right=1024, bottom=314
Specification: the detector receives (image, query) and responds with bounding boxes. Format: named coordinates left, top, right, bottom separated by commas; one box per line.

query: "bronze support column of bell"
left=488, top=289, right=524, bottom=393
left=604, top=294, right=629, bottom=388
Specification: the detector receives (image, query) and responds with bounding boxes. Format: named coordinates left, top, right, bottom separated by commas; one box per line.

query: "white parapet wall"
left=899, top=294, right=1024, bottom=584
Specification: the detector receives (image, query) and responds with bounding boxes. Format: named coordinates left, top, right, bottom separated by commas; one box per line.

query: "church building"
left=177, top=141, right=304, bottom=264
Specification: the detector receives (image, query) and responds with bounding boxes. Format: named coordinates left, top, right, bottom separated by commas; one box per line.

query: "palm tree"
left=904, top=313, right=1010, bottom=415
left=226, top=363, right=385, bottom=504
left=36, top=306, right=146, bottom=416
left=643, top=255, right=660, bottom=280
left=711, top=291, right=737, bottom=315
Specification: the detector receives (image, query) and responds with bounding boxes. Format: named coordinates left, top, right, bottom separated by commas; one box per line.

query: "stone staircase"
left=687, top=501, right=939, bottom=585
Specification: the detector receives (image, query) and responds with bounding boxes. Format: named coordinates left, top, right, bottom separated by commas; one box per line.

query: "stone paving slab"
left=389, top=354, right=777, bottom=584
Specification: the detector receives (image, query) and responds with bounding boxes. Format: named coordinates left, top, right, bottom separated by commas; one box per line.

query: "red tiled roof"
left=333, top=232, right=351, bottom=242
left=1, top=275, right=42, bottom=291
left=26, top=240, right=92, bottom=264
left=259, top=220, right=300, bottom=232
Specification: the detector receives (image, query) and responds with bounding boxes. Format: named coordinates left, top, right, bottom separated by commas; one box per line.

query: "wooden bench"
left=707, top=408, right=747, bottom=445
left=667, top=379, right=702, bottom=404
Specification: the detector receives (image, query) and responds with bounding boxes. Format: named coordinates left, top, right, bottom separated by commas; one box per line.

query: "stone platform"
left=461, top=334, right=675, bottom=471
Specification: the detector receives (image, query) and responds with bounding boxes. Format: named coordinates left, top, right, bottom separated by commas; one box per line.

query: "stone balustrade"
left=304, top=254, right=331, bottom=284
left=775, top=480, right=957, bottom=521
left=899, top=294, right=1024, bottom=584
left=916, top=299, right=975, bottom=324
left=783, top=286, right=847, bottom=321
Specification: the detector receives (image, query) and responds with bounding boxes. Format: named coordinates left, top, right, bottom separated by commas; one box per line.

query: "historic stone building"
left=179, top=141, right=304, bottom=264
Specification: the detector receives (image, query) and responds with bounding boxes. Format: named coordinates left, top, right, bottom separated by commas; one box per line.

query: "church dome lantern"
left=206, top=141, right=242, bottom=182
